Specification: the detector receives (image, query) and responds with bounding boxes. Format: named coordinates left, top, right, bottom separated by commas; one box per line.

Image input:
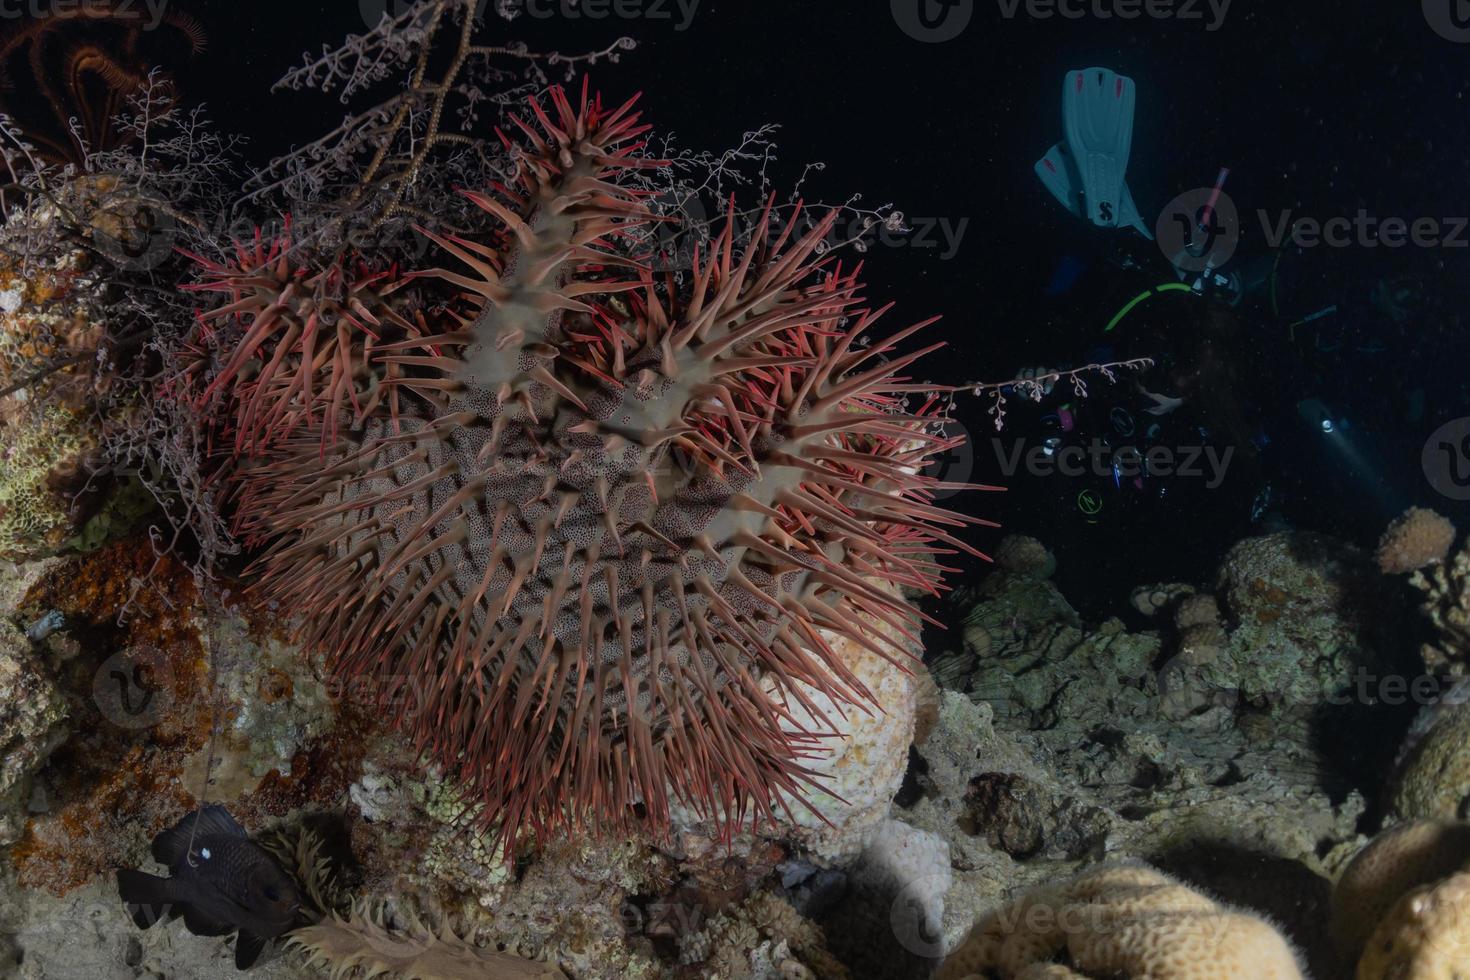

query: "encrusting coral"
left=188, top=80, right=987, bottom=854
left=1332, top=819, right=1470, bottom=976
left=935, top=862, right=1304, bottom=980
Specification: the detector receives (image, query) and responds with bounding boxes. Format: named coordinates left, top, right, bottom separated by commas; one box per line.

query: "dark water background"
left=79, top=0, right=1470, bottom=612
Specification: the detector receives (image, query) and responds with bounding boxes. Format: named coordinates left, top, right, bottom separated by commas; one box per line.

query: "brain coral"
left=937, top=863, right=1304, bottom=980
left=192, top=83, right=986, bottom=851
left=1332, top=819, right=1470, bottom=974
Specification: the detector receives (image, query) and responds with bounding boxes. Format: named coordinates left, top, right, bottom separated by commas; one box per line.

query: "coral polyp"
left=196, top=82, right=981, bottom=851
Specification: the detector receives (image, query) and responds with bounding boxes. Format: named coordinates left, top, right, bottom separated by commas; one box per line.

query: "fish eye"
left=263, top=885, right=280, bottom=902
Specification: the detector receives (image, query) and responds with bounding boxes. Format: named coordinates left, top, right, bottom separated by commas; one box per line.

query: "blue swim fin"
left=1062, top=68, right=1137, bottom=229
left=1035, top=143, right=1152, bottom=240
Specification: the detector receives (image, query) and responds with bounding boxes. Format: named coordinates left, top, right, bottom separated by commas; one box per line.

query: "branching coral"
left=190, top=80, right=987, bottom=854
left=1409, top=543, right=1470, bottom=676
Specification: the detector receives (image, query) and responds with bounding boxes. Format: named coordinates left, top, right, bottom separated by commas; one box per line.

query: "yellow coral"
left=937, top=863, right=1304, bottom=980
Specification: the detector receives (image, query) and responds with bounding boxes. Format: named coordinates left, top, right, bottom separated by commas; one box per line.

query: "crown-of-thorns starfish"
left=195, top=80, right=994, bottom=853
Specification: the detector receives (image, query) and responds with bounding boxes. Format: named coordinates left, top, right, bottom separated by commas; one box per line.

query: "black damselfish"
left=116, top=805, right=301, bottom=969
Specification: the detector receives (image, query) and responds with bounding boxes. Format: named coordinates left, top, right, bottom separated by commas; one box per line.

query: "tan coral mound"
left=994, top=534, right=1055, bottom=578
left=1379, top=508, right=1458, bottom=575
left=936, top=863, right=1304, bottom=980
left=1356, top=871, right=1470, bottom=979
left=1333, top=819, right=1470, bottom=965
left=1334, top=819, right=1470, bottom=979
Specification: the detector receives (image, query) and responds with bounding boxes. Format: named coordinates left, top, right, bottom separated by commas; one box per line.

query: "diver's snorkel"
left=1186, top=167, right=1232, bottom=292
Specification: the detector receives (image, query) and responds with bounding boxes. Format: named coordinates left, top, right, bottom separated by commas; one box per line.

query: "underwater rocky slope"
left=3, top=510, right=1470, bottom=977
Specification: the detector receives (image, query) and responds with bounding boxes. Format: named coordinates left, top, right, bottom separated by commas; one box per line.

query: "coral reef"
left=936, top=863, right=1305, bottom=979
left=1213, top=532, right=1392, bottom=709
left=908, top=535, right=1373, bottom=975
left=3, top=5, right=1446, bottom=978
left=1378, top=507, right=1457, bottom=575
left=3, top=539, right=361, bottom=898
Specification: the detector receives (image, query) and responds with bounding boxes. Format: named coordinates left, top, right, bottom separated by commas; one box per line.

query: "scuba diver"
left=1015, top=67, right=1275, bottom=572
left=1024, top=65, right=1470, bottom=555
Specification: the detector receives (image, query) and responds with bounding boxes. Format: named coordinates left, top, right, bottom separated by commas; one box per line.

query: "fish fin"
left=116, top=869, right=176, bottom=930
left=153, top=805, right=249, bottom=864
left=234, top=931, right=268, bottom=970
left=182, top=905, right=236, bottom=937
